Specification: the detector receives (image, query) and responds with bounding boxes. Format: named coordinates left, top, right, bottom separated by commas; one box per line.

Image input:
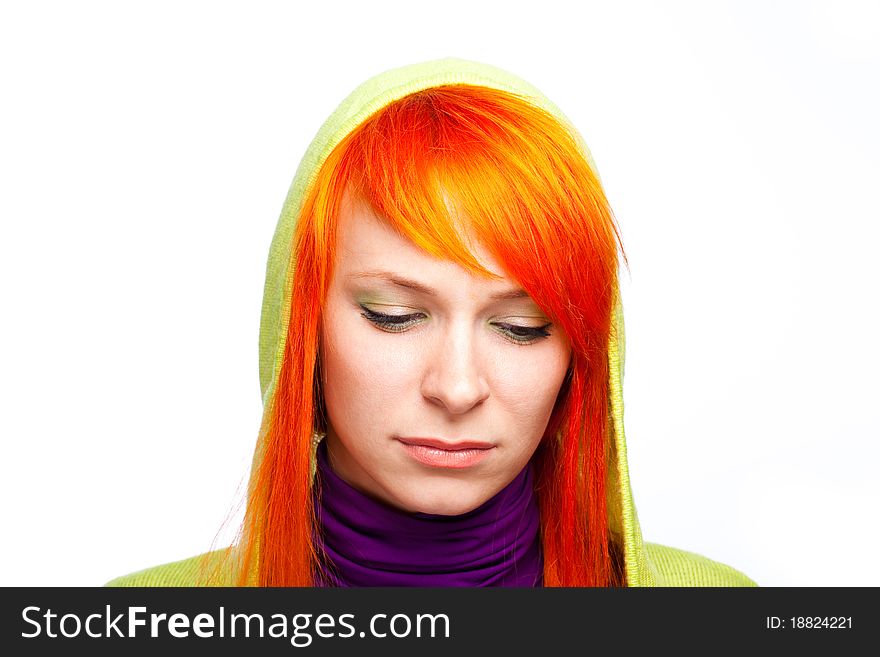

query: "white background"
left=1, top=0, right=877, bottom=587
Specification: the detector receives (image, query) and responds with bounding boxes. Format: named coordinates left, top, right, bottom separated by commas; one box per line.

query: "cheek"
left=320, top=308, right=415, bottom=431
left=490, top=345, right=569, bottom=428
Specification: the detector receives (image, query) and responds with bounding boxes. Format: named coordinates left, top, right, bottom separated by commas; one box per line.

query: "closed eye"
left=359, top=306, right=423, bottom=331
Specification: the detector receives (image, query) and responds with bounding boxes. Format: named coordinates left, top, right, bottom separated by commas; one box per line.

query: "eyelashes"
left=358, top=305, right=552, bottom=346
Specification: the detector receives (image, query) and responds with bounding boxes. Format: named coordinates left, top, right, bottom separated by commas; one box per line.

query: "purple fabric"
left=312, top=439, right=543, bottom=587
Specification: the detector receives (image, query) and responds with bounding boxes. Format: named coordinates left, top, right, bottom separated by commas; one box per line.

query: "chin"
left=405, top=489, right=487, bottom=517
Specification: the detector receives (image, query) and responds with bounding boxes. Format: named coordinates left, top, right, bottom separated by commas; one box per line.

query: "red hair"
left=202, top=84, right=627, bottom=587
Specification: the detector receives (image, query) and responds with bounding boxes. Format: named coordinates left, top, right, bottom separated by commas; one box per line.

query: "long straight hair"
left=203, top=84, right=627, bottom=587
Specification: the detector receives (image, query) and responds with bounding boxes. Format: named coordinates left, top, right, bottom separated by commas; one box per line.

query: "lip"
left=397, top=437, right=494, bottom=469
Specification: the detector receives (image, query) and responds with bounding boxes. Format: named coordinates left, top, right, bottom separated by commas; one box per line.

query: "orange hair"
left=202, top=84, right=627, bottom=587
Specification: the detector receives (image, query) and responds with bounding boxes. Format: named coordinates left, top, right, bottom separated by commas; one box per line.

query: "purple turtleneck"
left=312, top=439, right=543, bottom=587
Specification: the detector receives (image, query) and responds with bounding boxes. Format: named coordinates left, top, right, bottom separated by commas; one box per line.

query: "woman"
left=107, top=57, right=756, bottom=587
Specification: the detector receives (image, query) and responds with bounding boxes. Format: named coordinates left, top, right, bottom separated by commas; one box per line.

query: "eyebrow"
left=349, top=270, right=531, bottom=301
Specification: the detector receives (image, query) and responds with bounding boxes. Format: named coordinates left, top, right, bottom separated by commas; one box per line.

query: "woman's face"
left=319, top=190, right=572, bottom=515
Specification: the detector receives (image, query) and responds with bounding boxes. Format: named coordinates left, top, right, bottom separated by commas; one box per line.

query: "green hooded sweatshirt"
left=106, top=57, right=756, bottom=588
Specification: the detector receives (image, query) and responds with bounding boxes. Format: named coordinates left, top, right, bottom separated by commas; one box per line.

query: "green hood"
left=259, top=57, right=646, bottom=587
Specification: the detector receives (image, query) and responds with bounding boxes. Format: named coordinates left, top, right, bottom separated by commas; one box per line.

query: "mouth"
left=397, top=437, right=495, bottom=469
left=398, top=437, right=493, bottom=450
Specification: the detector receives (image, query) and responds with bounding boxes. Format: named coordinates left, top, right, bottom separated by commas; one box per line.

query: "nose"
left=420, top=321, right=490, bottom=415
